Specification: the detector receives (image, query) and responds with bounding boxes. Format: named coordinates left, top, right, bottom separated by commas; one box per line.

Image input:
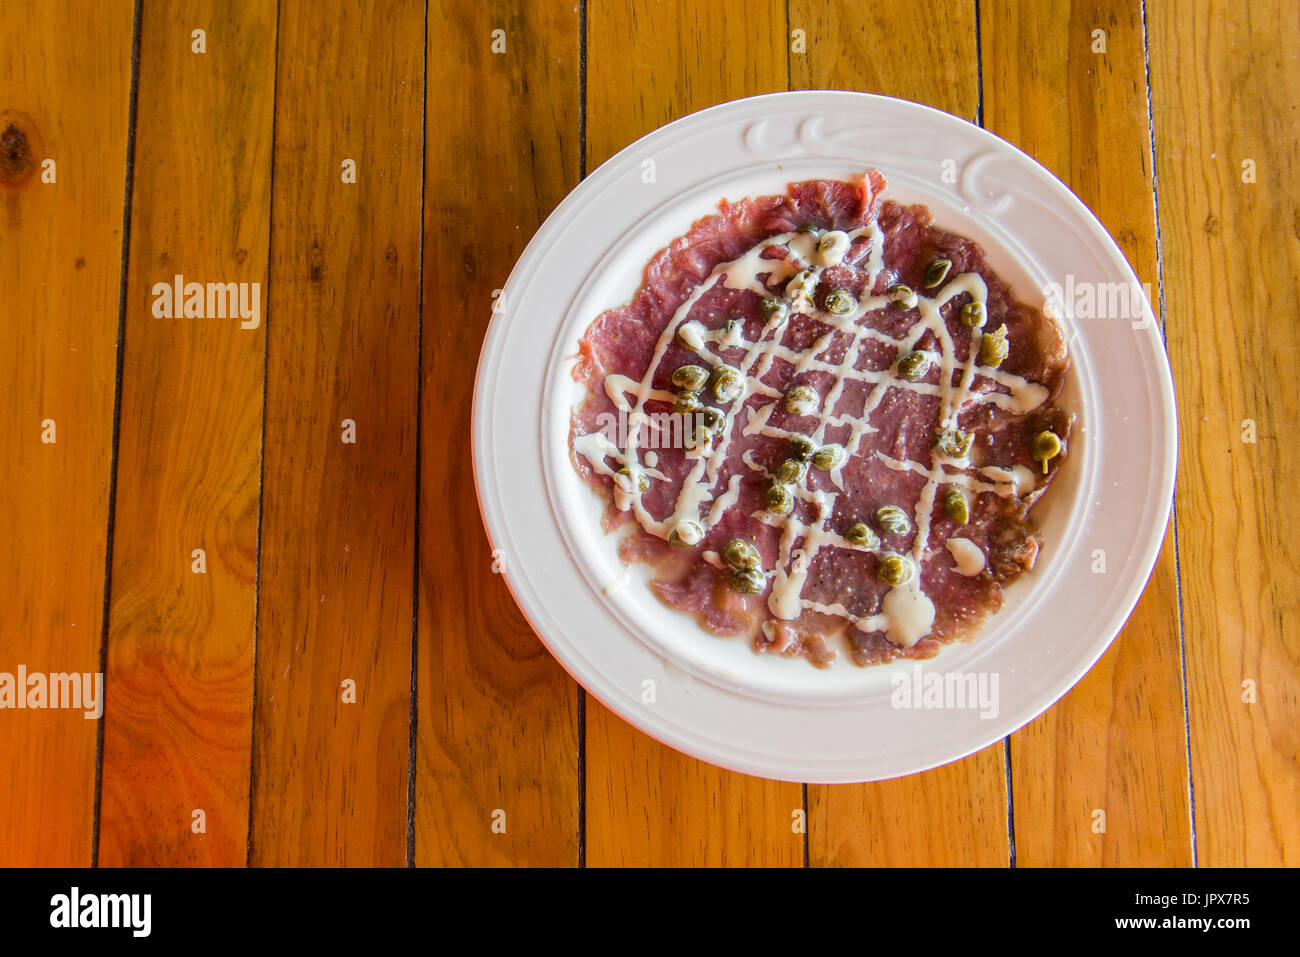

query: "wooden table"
left=1, top=0, right=1294, bottom=867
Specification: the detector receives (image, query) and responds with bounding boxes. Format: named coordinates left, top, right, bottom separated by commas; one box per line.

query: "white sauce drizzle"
left=946, top=537, right=987, bottom=576
left=573, top=174, right=1051, bottom=649
left=879, top=577, right=936, bottom=648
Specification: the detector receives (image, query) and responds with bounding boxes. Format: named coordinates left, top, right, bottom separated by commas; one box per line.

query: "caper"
left=960, top=301, right=987, bottom=328
left=759, top=296, right=790, bottom=326
left=686, top=411, right=724, bottom=450
left=897, top=350, right=931, bottom=381
left=786, top=270, right=817, bottom=306
left=766, top=483, right=794, bottom=515
left=942, top=488, right=970, bottom=525
left=710, top=365, right=745, bottom=403
left=823, top=289, right=856, bottom=315
left=784, top=384, right=819, bottom=415
left=889, top=284, right=918, bottom=309
left=722, top=538, right=762, bottom=570
left=1031, top=430, right=1062, bottom=473
left=876, top=505, right=911, bottom=536
left=720, top=318, right=743, bottom=346
left=876, top=552, right=915, bottom=586
left=934, top=428, right=974, bottom=459
left=810, top=444, right=846, bottom=470
left=729, top=566, right=767, bottom=595
left=978, top=323, right=1009, bottom=367
left=684, top=423, right=712, bottom=452
left=673, top=390, right=702, bottom=415
left=616, top=466, right=649, bottom=493
left=845, top=521, right=880, bottom=548
left=816, top=230, right=842, bottom=251
left=675, top=320, right=705, bottom=350
left=924, top=258, right=952, bottom=288
left=698, top=407, right=726, bottom=434
left=788, top=435, right=816, bottom=462
left=668, top=521, right=703, bottom=549
left=671, top=364, right=710, bottom=391
left=775, top=457, right=808, bottom=485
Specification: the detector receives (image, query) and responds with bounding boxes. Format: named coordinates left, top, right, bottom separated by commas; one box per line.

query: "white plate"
left=472, top=91, right=1176, bottom=782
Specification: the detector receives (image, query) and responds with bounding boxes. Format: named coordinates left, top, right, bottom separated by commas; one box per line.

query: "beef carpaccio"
left=569, top=173, right=1072, bottom=667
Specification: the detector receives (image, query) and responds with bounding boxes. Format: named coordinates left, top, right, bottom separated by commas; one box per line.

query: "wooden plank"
left=248, top=0, right=423, bottom=867
left=1149, top=0, right=1300, bottom=865
left=789, top=0, right=980, bottom=123
left=810, top=749, right=1008, bottom=865
left=980, top=0, right=1193, bottom=866
left=97, top=0, right=276, bottom=866
left=0, top=0, right=134, bottom=866
left=788, top=0, right=1008, bottom=868
left=415, top=0, right=582, bottom=867
left=586, top=714, right=803, bottom=867
left=583, top=0, right=802, bottom=868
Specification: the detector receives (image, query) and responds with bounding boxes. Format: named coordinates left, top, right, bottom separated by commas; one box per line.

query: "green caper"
left=810, top=444, right=846, bottom=470
left=710, top=365, right=745, bottom=403
left=698, top=407, right=726, bottom=434
left=924, top=258, right=952, bottom=288
left=960, top=301, right=988, bottom=328
left=760, top=296, right=790, bottom=326
left=784, top=384, right=819, bottom=415
left=823, top=289, right=856, bottom=315
left=876, top=505, right=911, bottom=536
left=897, top=350, right=931, bottom=381
left=729, top=566, right=767, bottom=595
left=934, top=428, right=974, bottom=459
left=876, top=552, right=915, bottom=586
left=978, top=324, right=1009, bottom=367
left=671, top=364, right=710, bottom=391
left=816, top=230, right=843, bottom=251
left=889, top=284, right=918, bottom=309
left=722, top=538, right=762, bottom=570
left=942, top=488, right=970, bottom=525
left=616, top=466, right=649, bottom=493
left=788, top=269, right=814, bottom=288
left=766, top=483, right=794, bottom=515
left=845, top=521, right=880, bottom=548
left=668, top=521, right=703, bottom=549
left=684, top=422, right=712, bottom=452
left=788, top=435, right=816, bottom=462
left=775, top=457, right=808, bottom=485
left=1031, top=430, right=1062, bottom=473
left=673, top=390, right=702, bottom=414
left=675, top=321, right=705, bottom=350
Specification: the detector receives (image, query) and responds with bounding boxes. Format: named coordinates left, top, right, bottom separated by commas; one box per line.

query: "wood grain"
left=97, top=0, right=276, bottom=866
left=583, top=0, right=802, bottom=868
left=788, top=0, right=980, bottom=122
left=248, top=0, right=423, bottom=867
left=1149, top=0, right=1300, bottom=865
left=980, top=0, right=1193, bottom=866
left=4, top=0, right=1293, bottom=869
left=414, top=0, right=582, bottom=867
left=0, top=0, right=134, bottom=866
left=789, top=0, right=1009, bottom=868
